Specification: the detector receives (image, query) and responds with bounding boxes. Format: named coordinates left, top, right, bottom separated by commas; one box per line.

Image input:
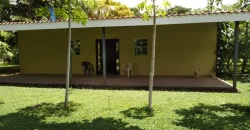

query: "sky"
left=114, top=0, right=237, bottom=9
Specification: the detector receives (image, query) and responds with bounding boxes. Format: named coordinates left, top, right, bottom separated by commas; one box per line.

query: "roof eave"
left=1, top=11, right=250, bottom=31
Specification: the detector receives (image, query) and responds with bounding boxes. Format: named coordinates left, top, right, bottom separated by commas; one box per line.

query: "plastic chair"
left=122, top=63, right=134, bottom=77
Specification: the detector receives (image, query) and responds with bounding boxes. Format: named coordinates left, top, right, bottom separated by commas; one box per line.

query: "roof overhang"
left=1, top=11, right=250, bottom=31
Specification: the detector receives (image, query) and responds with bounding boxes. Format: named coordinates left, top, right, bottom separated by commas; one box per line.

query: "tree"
left=130, top=7, right=141, bottom=16
left=137, top=0, right=171, bottom=109
left=64, top=0, right=94, bottom=108
left=65, top=0, right=71, bottom=108
left=0, top=31, right=14, bottom=63
left=213, top=0, right=250, bottom=76
left=83, top=0, right=134, bottom=18
left=239, top=21, right=249, bottom=73
left=167, top=5, right=191, bottom=14
left=149, top=0, right=156, bottom=110
left=34, top=0, right=94, bottom=108
left=206, top=0, right=223, bottom=11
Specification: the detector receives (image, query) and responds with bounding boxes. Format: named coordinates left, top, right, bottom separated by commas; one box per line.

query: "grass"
left=0, top=80, right=250, bottom=130
left=0, top=64, right=19, bottom=68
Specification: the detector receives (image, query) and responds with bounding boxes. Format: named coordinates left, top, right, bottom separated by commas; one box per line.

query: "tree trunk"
left=64, top=0, right=71, bottom=108
left=148, top=0, right=156, bottom=110
left=241, top=22, right=249, bottom=74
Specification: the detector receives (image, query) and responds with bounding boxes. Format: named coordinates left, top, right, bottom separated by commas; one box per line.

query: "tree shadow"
left=0, top=100, right=4, bottom=105
left=0, top=102, right=143, bottom=130
left=121, top=107, right=154, bottom=119
left=174, top=103, right=250, bottom=130
left=47, top=117, right=143, bottom=130
left=19, top=101, right=81, bottom=117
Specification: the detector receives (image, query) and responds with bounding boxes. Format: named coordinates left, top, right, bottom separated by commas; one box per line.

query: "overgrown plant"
left=215, top=1, right=250, bottom=76
left=0, top=31, right=14, bottom=64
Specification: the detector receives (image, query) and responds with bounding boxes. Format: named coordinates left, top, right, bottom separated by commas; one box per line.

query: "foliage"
left=191, top=8, right=205, bottom=13
left=35, top=0, right=91, bottom=25
left=215, top=1, right=250, bottom=75
left=167, top=5, right=191, bottom=14
left=0, top=80, right=250, bottom=129
left=216, top=22, right=235, bottom=75
left=97, top=0, right=134, bottom=18
left=0, top=31, right=14, bottom=64
left=35, top=0, right=134, bottom=21
left=130, top=7, right=140, bottom=16
left=206, top=0, right=223, bottom=11
left=239, top=21, right=250, bottom=73
left=137, top=0, right=171, bottom=20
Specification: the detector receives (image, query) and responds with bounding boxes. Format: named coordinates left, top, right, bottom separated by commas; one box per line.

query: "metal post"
left=233, top=21, right=240, bottom=89
left=102, top=27, right=106, bottom=82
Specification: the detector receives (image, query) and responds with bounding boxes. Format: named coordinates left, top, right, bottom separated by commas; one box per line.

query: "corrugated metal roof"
left=0, top=10, right=249, bottom=25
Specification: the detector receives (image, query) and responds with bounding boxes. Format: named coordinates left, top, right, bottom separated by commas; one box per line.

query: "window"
left=71, top=40, right=80, bottom=55
left=134, top=39, right=148, bottom=55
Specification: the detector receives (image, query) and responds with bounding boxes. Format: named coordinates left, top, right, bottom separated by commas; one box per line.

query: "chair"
left=122, top=63, right=134, bottom=78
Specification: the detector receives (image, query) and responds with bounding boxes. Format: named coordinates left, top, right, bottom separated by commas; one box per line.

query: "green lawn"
left=0, top=64, right=19, bottom=68
left=0, top=80, right=250, bottom=130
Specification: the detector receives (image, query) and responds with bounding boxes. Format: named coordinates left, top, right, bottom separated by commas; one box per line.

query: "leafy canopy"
left=137, top=0, right=171, bottom=20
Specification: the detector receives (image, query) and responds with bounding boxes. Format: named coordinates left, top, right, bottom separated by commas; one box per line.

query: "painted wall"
left=18, top=23, right=216, bottom=76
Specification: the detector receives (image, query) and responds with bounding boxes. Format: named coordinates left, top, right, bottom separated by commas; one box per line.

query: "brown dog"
left=194, top=68, right=203, bottom=79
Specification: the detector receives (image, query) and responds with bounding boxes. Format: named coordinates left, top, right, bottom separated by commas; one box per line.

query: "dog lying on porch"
left=81, top=61, right=94, bottom=75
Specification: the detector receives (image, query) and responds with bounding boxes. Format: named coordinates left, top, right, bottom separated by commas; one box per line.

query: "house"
left=0, top=10, right=249, bottom=88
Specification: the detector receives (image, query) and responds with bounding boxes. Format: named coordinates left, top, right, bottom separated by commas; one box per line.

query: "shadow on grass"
left=121, top=107, right=154, bottom=119
left=0, top=102, right=143, bottom=130
left=174, top=103, right=250, bottom=130
left=0, top=100, right=4, bottom=105
left=20, top=101, right=81, bottom=117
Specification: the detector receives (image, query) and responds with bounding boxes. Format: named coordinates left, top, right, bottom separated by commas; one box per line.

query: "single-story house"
left=0, top=10, right=250, bottom=88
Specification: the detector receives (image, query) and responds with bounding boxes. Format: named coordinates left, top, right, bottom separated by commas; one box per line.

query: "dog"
left=194, top=68, right=203, bottom=79
left=81, top=61, right=94, bottom=75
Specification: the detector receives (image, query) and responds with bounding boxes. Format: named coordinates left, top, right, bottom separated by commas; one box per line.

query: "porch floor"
left=0, top=74, right=234, bottom=91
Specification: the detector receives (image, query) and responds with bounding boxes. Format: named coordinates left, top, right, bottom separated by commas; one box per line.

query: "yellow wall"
left=18, top=23, right=217, bottom=76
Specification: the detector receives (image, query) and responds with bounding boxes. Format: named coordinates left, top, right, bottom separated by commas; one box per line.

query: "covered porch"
left=0, top=10, right=250, bottom=90
left=0, top=74, right=233, bottom=91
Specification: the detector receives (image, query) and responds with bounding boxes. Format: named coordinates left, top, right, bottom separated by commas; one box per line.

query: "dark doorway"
left=96, top=39, right=120, bottom=75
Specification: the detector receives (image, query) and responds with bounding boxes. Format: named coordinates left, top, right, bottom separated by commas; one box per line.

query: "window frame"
left=71, top=40, right=81, bottom=56
left=134, top=38, right=148, bottom=56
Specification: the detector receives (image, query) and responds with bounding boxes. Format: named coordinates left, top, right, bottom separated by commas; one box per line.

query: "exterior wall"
left=18, top=23, right=217, bottom=76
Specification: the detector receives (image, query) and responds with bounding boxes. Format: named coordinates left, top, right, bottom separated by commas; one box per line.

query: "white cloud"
left=114, top=0, right=237, bottom=9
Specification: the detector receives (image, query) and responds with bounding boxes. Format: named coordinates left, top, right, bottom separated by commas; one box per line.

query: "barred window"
left=134, top=39, right=148, bottom=55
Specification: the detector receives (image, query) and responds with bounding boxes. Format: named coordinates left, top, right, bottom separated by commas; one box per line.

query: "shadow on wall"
left=0, top=101, right=143, bottom=130
left=174, top=103, right=250, bottom=130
